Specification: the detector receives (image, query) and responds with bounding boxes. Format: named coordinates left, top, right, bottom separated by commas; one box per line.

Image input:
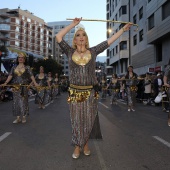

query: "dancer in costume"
left=100, top=75, right=107, bottom=99
left=47, top=72, right=54, bottom=103
left=109, top=73, right=120, bottom=105
left=123, top=65, right=142, bottom=112
left=1, top=53, right=38, bottom=123
left=56, top=17, right=132, bottom=159
left=35, top=66, right=49, bottom=109
left=53, top=73, right=60, bottom=97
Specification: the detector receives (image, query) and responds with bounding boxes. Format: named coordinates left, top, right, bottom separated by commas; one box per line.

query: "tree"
left=32, top=58, right=63, bottom=77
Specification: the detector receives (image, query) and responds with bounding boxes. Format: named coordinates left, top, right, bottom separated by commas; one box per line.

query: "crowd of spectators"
left=0, top=69, right=169, bottom=110
left=98, top=71, right=168, bottom=108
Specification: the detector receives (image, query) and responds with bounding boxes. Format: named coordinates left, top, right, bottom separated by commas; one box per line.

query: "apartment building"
left=106, top=0, right=130, bottom=78
left=106, top=0, right=170, bottom=76
left=0, top=8, right=52, bottom=60
left=47, top=21, right=74, bottom=76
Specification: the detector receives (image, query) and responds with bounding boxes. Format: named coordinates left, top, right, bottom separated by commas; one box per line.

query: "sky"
left=1, top=0, right=107, bottom=61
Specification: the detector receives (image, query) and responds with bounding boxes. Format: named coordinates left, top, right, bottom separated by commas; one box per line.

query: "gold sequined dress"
left=58, top=39, right=108, bottom=147
left=35, top=74, right=49, bottom=105
left=9, top=65, right=33, bottom=116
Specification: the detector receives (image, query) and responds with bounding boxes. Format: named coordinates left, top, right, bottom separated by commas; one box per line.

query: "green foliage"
left=32, top=58, right=63, bottom=77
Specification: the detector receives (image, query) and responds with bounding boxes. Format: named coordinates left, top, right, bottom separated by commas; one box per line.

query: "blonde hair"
left=18, top=52, right=26, bottom=59
left=72, top=28, right=90, bottom=49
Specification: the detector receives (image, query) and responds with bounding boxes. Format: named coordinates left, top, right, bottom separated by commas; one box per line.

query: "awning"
left=6, top=48, right=44, bottom=59
left=7, top=47, right=27, bottom=56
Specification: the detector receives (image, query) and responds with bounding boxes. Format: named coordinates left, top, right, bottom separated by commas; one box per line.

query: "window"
left=119, top=5, right=127, bottom=17
left=54, top=26, right=59, bottom=29
left=133, top=14, right=137, bottom=24
left=112, top=48, right=114, bottom=56
left=119, top=8, right=121, bottom=17
left=162, top=1, right=170, bottom=20
left=156, top=43, right=162, bottom=62
left=133, top=35, right=137, bottom=46
left=122, top=6, right=127, bottom=15
left=115, top=45, right=118, bottom=53
left=15, top=18, right=20, bottom=24
left=15, top=26, right=19, bottom=32
left=15, top=41, right=19, bottom=46
left=0, top=24, right=10, bottom=30
left=121, top=62, right=123, bottom=73
left=120, top=41, right=127, bottom=50
left=133, top=0, right=136, bottom=6
left=107, top=13, right=109, bottom=20
left=27, top=18, right=31, bottom=22
left=112, top=3, right=114, bottom=12
left=115, top=0, right=117, bottom=7
left=148, top=14, right=154, bottom=30
left=139, top=29, right=143, bottom=42
left=60, top=25, right=65, bottom=29
left=15, top=34, right=19, bottom=39
left=109, top=51, right=111, bottom=57
left=139, top=7, right=143, bottom=20
left=107, top=4, right=109, bottom=11
left=115, top=14, right=117, bottom=21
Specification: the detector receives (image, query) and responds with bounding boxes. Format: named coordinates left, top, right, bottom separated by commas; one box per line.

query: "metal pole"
left=118, top=37, right=120, bottom=76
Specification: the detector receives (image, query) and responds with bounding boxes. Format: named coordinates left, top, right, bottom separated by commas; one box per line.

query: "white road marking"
left=0, top=132, right=12, bottom=142
left=117, top=99, right=126, bottom=105
left=28, top=98, right=35, bottom=102
left=153, top=136, right=170, bottom=148
left=93, top=141, right=108, bottom=170
left=99, top=102, right=109, bottom=109
left=45, top=102, right=51, bottom=107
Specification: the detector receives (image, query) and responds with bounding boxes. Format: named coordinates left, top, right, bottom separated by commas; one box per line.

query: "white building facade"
left=47, top=21, right=74, bottom=76
left=106, top=0, right=170, bottom=76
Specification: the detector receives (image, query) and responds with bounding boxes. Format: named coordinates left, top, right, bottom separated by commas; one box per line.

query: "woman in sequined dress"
left=100, top=76, right=107, bottom=99
left=123, top=65, right=141, bottom=112
left=109, top=73, right=120, bottom=105
left=53, top=73, right=60, bottom=97
left=47, top=72, right=54, bottom=103
left=1, top=53, right=38, bottom=123
left=56, top=17, right=132, bottom=159
left=35, top=66, right=49, bottom=109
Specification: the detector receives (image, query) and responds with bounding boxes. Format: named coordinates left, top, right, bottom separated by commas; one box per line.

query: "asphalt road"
left=0, top=93, right=170, bottom=170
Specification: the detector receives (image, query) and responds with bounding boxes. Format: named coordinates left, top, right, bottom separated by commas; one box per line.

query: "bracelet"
left=122, top=27, right=125, bottom=32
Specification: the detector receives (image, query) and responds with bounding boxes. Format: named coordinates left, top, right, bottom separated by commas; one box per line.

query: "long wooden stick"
left=66, top=18, right=138, bottom=31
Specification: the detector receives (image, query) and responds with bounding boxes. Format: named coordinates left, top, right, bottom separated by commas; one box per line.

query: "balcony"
left=0, top=36, right=10, bottom=41
left=0, top=20, right=10, bottom=24
left=0, top=40, right=10, bottom=46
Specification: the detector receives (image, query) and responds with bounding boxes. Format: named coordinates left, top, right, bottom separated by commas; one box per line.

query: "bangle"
left=122, top=27, right=125, bottom=32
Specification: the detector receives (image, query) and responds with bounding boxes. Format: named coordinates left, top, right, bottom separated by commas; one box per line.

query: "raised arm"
left=107, top=23, right=132, bottom=46
left=56, top=18, right=82, bottom=43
